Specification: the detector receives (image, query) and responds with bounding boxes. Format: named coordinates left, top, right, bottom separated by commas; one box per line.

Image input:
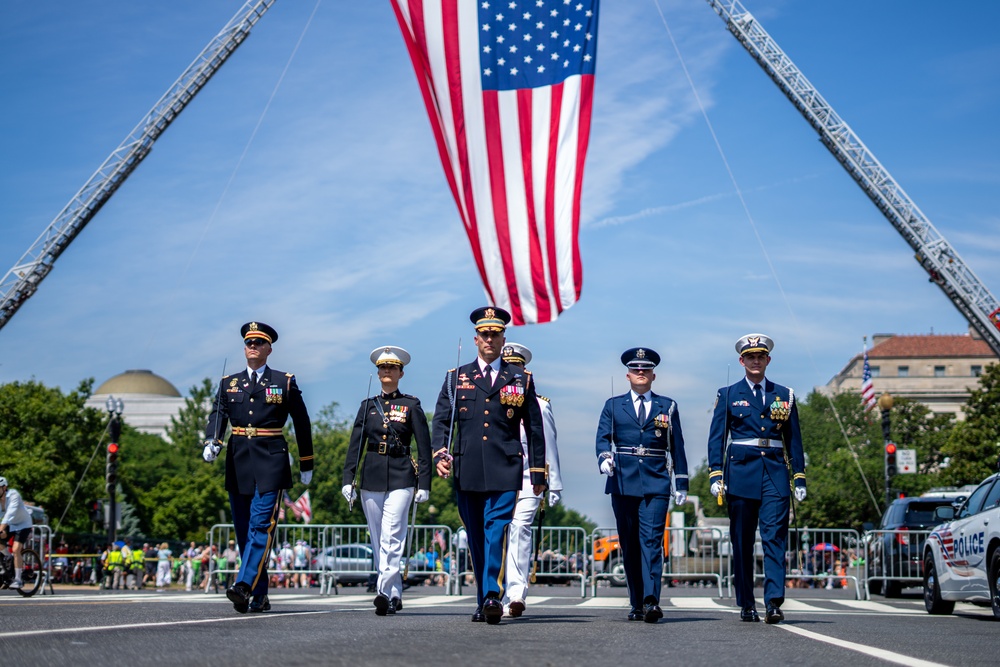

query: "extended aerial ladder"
left=705, top=0, right=1000, bottom=356
left=0, top=0, right=275, bottom=332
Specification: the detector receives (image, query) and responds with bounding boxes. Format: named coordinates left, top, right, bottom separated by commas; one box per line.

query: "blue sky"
left=3, top=1, right=999, bottom=527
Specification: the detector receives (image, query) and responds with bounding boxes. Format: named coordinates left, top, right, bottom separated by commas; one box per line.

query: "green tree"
left=940, top=363, right=1000, bottom=485
left=0, top=379, right=110, bottom=533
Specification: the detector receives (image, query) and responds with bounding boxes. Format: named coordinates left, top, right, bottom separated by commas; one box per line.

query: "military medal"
left=265, top=386, right=283, bottom=404
left=389, top=404, right=409, bottom=422
left=655, top=429, right=662, bottom=437
left=229, top=378, right=238, bottom=388
left=769, top=398, right=790, bottom=421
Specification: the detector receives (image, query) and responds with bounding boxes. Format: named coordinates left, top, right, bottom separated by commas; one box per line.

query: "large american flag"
left=861, top=347, right=876, bottom=411
left=282, top=490, right=312, bottom=524
left=390, top=0, right=600, bottom=325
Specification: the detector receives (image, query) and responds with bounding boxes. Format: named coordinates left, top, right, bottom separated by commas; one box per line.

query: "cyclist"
left=0, top=477, right=33, bottom=590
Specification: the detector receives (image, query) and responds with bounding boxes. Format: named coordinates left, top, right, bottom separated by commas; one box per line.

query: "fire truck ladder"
left=705, top=0, right=1000, bottom=355
left=0, top=0, right=276, bottom=332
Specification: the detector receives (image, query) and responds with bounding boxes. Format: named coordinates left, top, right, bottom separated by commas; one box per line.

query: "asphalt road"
left=0, top=584, right=995, bottom=666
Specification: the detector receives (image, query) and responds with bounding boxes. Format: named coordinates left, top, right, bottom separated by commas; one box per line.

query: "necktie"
left=753, top=384, right=761, bottom=402
left=483, top=364, right=493, bottom=385
left=637, top=395, right=647, bottom=423
left=248, top=371, right=257, bottom=393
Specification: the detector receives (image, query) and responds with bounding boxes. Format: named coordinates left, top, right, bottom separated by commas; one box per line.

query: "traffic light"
left=106, top=442, right=119, bottom=491
left=89, top=500, right=104, bottom=523
left=885, top=442, right=897, bottom=477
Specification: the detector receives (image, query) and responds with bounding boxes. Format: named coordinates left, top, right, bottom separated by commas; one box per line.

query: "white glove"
left=674, top=491, right=687, bottom=506
left=599, top=458, right=614, bottom=477
left=300, top=470, right=313, bottom=486
left=202, top=441, right=221, bottom=462
left=341, top=484, right=357, bottom=504
left=414, top=489, right=430, bottom=504
left=710, top=481, right=725, bottom=498
left=794, top=486, right=807, bottom=502
left=548, top=490, right=561, bottom=507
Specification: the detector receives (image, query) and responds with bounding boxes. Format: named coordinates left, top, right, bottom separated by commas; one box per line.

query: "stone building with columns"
left=822, top=330, right=997, bottom=419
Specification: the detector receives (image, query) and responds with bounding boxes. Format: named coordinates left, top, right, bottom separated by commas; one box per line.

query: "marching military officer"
left=202, top=321, right=314, bottom=614
left=596, top=348, right=689, bottom=623
left=707, top=333, right=806, bottom=624
left=341, top=346, right=432, bottom=616
left=432, top=307, right=545, bottom=625
left=499, top=343, right=563, bottom=618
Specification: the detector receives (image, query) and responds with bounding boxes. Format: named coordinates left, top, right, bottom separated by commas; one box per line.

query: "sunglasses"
left=244, top=338, right=269, bottom=348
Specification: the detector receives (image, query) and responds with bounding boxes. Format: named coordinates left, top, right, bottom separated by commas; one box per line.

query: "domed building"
left=85, top=370, right=187, bottom=440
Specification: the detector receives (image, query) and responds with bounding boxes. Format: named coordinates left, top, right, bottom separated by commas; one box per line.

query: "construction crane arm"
left=705, top=0, right=1000, bottom=355
left=0, top=0, right=276, bottom=332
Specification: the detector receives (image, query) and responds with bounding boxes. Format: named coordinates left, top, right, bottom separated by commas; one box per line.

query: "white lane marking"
left=578, top=598, right=630, bottom=608
left=0, top=610, right=330, bottom=639
left=667, top=597, right=731, bottom=610
left=778, top=624, right=953, bottom=667
left=780, top=600, right=835, bottom=612
left=834, top=600, right=925, bottom=615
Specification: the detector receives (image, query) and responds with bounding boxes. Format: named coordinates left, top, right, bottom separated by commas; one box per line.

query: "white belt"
left=732, top=438, right=783, bottom=449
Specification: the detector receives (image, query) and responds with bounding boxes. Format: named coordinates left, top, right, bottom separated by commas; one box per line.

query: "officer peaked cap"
left=621, top=347, right=660, bottom=369
left=241, top=321, right=278, bottom=344
left=470, top=306, right=511, bottom=332
left=736, top=333, right=773, bottom=356
left=501, top=342, right=532, bottom=365
left=370, top=345, right=411, bottom=367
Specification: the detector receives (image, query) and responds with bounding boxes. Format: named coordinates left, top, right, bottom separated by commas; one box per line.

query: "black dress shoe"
left=627, top=608, right=645, bottom=621
left=471, top=606, right=486, bottom=622
left=483, top=597, right=503, bottom=625
left=642, top=603, right=663, bottom=624
left=765, top=605, right=784, bottom=624
left=740, top=606, right=760, bottom=622
left=226, top=582, right=252, bottom=614
left=249, top=594, right=270, bottom=613
left=374, top=594, right=391, bottom=616
left=392, top=597, right=402, bottom=611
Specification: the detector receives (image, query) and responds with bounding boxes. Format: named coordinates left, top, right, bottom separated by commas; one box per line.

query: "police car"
left=922, top=472, right=1000, bottom=618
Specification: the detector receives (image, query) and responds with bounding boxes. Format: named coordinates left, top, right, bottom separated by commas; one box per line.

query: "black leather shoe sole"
left=765, top=608, right=784, bottom=624
left=374, top=594, right=390, bottom=616
left=226, top=584, right=251, bottom=614
left=643, top=605, right=663, bottom=623
left=483, top=599, right=503, bottom=625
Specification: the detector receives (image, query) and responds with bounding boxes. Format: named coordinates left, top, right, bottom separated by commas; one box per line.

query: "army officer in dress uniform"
left=432, top=307, right=546, bottom=625
left=499, top=342, right=563, bottom=619
left=202, top=321, right=314, bottom=614
left=707, top=334, right=806, bottom=624
left=341, top=346, right=432, bottom=616
left=596, top=348, right=688, bottom=624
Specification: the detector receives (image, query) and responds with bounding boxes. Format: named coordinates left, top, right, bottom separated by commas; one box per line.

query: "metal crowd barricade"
left=532, top=526, right=587, bottom=597
left=400, top=524, right=452, bottom=592
left=664, top=526, right=726, bottom=597
left=30, top=524, right=54, bottom=595
left=589, top=526, right=623, bottom=596
left=207, top=523, right=334, bottom=594
left=761, top=527, right=864, bottom=600
left=863, top=528, right=932, bottom=600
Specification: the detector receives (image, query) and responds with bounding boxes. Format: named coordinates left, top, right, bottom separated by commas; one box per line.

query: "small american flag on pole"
left=861, top=345, right=876, bottom=412
left=390, top=0, right=600, bottom=325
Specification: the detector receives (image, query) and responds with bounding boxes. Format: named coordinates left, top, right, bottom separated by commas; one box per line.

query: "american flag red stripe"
left=390, top=0, right=599, bottom=325
left=861, top=347, right=876, bottom=411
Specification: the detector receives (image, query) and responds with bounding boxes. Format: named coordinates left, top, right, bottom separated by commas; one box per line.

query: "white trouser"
left=156, top=561, right=171, bottom=587
left=361, top=488, right=414, bottom=601
left=502, top=492, right=542, bottom=604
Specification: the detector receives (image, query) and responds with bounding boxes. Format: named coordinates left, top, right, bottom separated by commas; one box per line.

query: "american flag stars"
left=479, top=0, right=598, bottom=91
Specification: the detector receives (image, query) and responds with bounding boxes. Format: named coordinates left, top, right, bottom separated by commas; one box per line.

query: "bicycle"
left=0, top=549, right=44, bottom=597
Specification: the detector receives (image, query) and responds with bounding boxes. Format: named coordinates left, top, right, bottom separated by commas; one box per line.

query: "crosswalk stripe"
left=667, top=597, right=731, bottom=610
left=833, top=600, right=925, bottom=615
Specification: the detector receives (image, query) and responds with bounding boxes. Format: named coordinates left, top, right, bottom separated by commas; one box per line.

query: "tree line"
left=0, top=364, right=997, bottom=542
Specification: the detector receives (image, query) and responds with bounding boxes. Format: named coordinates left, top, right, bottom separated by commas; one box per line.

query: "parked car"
left=922, top=472, right=1000, bottom=618
left=866, top=496, right=960, bottom=597
left=312, top=543, right=432, bottom=585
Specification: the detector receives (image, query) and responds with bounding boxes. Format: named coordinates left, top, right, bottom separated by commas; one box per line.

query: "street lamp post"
left=877, top=392, right=894, bottom=508
left=105, top=395, right=124, bottom=545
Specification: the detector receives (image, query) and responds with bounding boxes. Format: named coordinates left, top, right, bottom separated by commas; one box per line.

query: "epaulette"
left=286, top=373, right=294, bottom=377
left=401, top=393, right=418, bottom=400
left=448, top=368, right=456, bottom=373
left=538, top=395, right=550, bottom=403
left=523, top=369, right=532, bottom=375
left=222, top=373, right=235, bottom=380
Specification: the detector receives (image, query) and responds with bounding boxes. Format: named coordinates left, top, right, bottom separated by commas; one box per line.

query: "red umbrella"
left=812, top=543, right=840, bottom=552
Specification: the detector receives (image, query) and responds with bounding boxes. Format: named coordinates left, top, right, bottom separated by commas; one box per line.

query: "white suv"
left=922, top=472, right=1000, bottom=618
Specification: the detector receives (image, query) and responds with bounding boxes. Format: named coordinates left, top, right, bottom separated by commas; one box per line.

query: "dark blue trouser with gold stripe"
left=456, top=490, right=517, bottom=606
left=230, top=488, right=281, bottom=597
